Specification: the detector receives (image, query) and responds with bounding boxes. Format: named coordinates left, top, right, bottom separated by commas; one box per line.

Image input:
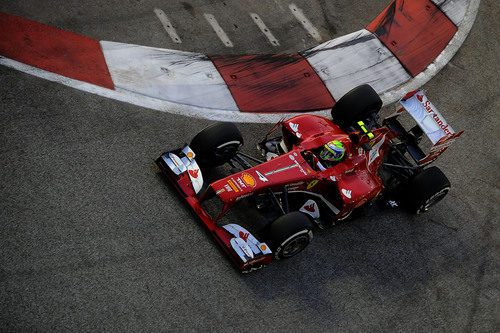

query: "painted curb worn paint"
left=0, top=0, right=480, bottom=123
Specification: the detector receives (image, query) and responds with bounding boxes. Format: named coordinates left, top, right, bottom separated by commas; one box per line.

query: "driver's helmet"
left=319, top=140, right=345, bottom=162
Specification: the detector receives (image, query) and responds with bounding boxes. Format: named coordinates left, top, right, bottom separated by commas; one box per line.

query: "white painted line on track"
left=204, top=13, right=233, bottom=47
left=249, top=13, right=280, bottom=47
left=289, top=4, right=321, bottom=42
left=153, top=8, right=182, bottom=44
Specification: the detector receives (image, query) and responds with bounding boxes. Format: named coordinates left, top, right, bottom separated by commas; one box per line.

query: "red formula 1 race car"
left=155, top=85, right=463, bottom=272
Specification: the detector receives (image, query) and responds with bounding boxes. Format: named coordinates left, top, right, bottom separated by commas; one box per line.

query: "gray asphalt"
left=1, top=0, right=499, bottom=331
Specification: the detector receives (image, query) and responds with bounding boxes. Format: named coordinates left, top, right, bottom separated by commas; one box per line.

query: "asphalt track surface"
left=1, top=1, right=499, bottom=331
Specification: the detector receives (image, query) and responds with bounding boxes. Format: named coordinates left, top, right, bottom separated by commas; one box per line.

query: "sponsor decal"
left=265, top=164, right=298, bottom=175
left=239, top=231, right=249, bottom=242
left=304, top=202, right=316, bottom=212
left=288, top=154, right=309, bottom=175
left=341, top=188, right=352, bottom=199
left=240, top=243, right=253, bottom=258
left=368, top=134, right=386, bottom=166
left=186, top=151, right=194, bottom=159
left=216, top=188, right=225, bottom=195
left=227, top=180, right=239, bottom=192
left=265, top=158, right=310, bottom=177
left=289, top=122, right=302, bottom=138
left=231, top=178, right=243, bottom=191
left=307, top=180, right=319, bottom=189
left=236, top=177, right=247, bottom=188
left=169, top=153, right=183, bottom=168
left=235, top=193, right=253, bottom=201
left=189, top=169, right=199, bottom=178
left=224, top=184, right=233, bottom=192
left=300, top=199, right=320, bottom=219
left=241, top=173, right=256, bottom=187
left=255, top=170, right=269, bottom=182
left=330, top=176, right=336, bottom=182
left=417, top=93, right=453, bottom=136
left=260, top=244, right=267, bottom=251
left=418, top=131, right=463, bottom=165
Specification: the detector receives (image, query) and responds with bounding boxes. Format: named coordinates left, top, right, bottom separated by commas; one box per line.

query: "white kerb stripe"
left=153, top=8, right=182, bottom=44
left=289, top=4, right=322, bottom=42
left=250, top=13, right=280, bottom=47
left=303, top=29, right=411, bottom=100
left=100, top=41, right=239, bottom=110
left=204, top=13, right=233, bottom=47
left=431, top=0, right=468, bottom=26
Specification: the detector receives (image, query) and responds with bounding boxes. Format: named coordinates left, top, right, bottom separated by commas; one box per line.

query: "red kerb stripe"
left=209, top=53, right=335, bottom=113
left=0, top=12, right=114, bottom=89
left=367, top=0, right=457, bottom=77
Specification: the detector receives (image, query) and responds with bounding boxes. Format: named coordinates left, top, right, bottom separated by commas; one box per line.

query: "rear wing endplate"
left=386, top=90, right=464, bottom=165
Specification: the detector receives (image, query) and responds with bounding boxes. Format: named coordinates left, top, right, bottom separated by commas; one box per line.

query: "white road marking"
left=289, top=3, right=321, bottom=42
left=249, top=13, right=280, bottom=47
left=204, top=13, right=233, bottom=47
left=153, top=8, right=182, bottom=44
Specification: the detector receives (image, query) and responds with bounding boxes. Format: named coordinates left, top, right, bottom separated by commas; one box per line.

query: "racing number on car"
left=255, top=170, right=269, bottom=182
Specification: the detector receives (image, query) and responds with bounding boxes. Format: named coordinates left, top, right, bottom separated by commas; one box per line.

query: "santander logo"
left=304, top=203, right=316, bottom=212
left=341, top=188, right=352, bottom=199
left=416, top=93, right=453, bottom=136
left=189, top=169, right=199, bottom=178
left=239, top=231, right=249, bottom=242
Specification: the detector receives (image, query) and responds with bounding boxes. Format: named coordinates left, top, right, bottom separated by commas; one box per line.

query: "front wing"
left=155, top=145, right=272, bottom=272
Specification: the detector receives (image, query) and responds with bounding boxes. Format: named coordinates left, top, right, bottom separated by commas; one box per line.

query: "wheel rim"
left=214, top=141, right=241, bottom=161
left=281, top=234, right=310, bottom=258
left=417, top=187, right=450, bottom=214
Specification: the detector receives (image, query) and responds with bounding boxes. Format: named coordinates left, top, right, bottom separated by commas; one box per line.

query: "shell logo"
left=260, top=244, right=267, bottom=251
left=241, top=173, right=256, bottom=187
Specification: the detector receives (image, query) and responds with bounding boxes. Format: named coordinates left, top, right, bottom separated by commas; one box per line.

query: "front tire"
left=331, top=84, right=382, bottom=129
left=266, top=212, right=313, bottom=260
left=402, top=167, right=451, bottom=214
left=190, top=122, right=243, bottom=167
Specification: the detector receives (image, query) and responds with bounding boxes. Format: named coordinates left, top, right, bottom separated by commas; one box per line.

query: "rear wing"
left=386, top=90, right=464, bottom=165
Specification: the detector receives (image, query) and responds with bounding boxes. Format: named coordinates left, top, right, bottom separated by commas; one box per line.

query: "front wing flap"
left=155, top=146, right=272, bottom=272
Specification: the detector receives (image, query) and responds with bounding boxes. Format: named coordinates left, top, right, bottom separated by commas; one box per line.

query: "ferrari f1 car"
left=155, top=85, right=463, bottom=272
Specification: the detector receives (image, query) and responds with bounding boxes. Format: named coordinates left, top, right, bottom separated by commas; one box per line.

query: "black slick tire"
left=403, top=166, right=451, bottom=214
left=190, top=122, right=243, bottom=167
left=331, top=84, right=382, bottom=129
left=266, top=212, right=313, bottom=260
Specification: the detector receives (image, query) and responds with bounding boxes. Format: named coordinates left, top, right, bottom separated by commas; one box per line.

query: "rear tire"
left=266, top=212, right=313, bottom=260
left=402, top=167, right=451, bottom=214
left=331, top=84, right=382, bottom=129
left=190, top=122, right=243, bottom=167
